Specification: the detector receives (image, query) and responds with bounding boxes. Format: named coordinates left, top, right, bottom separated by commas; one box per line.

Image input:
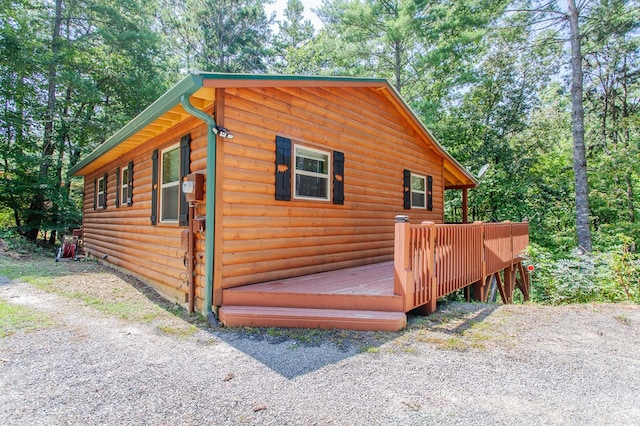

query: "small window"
left=294, top=145, right=330, bottom=201
left=411, top=173, right=426, bottom=209
left=160, top=145, right=180, bottom=222
left=121, top=167, right=130, bottom=206
left=97, top=177, right=106, bottom=208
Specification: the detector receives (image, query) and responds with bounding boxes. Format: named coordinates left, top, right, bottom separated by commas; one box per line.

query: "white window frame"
left=120, top=165, right=130, bottom=206
left=97, top=176, right=106, bottom=208
left=160, top=144, right=180, bottom=223
left=293, top=145, right=331, bottom=201
left=411, top=173, right=427, bottom=209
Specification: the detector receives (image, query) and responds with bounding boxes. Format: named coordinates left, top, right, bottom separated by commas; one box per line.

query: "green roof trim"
left=69, top=74, right=204, bottom=176
left=195, top=72, right=389, bottom=84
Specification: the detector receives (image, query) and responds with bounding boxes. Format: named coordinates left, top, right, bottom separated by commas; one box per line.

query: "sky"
left=264, top=0, right=325, bottom=31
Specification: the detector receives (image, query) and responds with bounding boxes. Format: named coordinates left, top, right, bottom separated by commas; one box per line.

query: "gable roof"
left=70, top=72, right=476, bottom=189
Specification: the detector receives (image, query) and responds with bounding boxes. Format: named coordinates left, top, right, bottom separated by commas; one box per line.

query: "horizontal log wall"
left=219, top=86, right=446, bottom=289
left=82, top=116, right=209, bottom=307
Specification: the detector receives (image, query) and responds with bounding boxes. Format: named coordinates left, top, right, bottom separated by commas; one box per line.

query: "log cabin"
left=70, top=73, right=529, bottom=331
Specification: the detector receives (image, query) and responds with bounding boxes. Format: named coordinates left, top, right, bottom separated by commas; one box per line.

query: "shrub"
left=526, top=240, right=639, bottom=304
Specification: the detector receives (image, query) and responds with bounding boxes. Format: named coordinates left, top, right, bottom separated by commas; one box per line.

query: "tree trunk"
left=567, top=0, right=592, bottom=252
left=626, top=174, right=635, bottom=223
left=24, top=0, right=63, bottom=241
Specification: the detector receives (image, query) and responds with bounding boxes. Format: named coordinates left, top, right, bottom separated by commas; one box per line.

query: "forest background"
left=1, top=0, right=638, bottom=303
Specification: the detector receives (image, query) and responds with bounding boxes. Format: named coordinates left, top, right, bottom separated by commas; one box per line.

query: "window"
left=121, top=166, right=130, bottom=206
left=97, top=176, right=106, bottom=208
left=294, top=145, right=330, bottom=201
left=411, top=173, right=426, bottom=209
left=160, top=145, right=180, bottom=222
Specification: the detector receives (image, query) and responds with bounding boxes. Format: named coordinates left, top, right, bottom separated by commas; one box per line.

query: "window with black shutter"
left=179, top=134, right=191, bottom=226
left=404, top=169, right=429, bottom=209
left=97, top=173, right=108, bottom=209
left=150, top=149, right=158, bottom=225
left=333, top=151, right=344, bottom=205
left=116, top=162, right=133, bottom=208
left=427, top=175, right=433, bottom=211
left=127, top=160, right=134, bottom=206
left=275, top=136, right=291, bottom=201
left=403, top=169, right=411, bottom=210
left=115, top=167, right=121, bottom=208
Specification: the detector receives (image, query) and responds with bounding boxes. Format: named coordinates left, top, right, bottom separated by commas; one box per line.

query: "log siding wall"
left=82, top=117, right=208, bottom=304
left=219, top=86, right=445, bottom=289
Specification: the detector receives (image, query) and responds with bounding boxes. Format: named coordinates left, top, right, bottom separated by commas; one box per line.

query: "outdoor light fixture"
left=213, top=125, right=234, bottom=139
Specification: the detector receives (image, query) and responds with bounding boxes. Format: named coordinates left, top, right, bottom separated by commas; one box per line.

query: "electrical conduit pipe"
left=180, top=93, right=218, bottom=327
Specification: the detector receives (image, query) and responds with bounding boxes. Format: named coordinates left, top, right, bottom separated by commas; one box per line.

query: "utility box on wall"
left=182, top=172, right=204, bottom=203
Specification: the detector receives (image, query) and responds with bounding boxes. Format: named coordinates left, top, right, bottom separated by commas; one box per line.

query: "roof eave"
left=379, top=85, right=478, bottom=189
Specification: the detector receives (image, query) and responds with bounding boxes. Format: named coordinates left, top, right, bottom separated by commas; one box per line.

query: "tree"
left=581, top=0, right=639, bottom=235
left=161, top=0, right=274, bottom=73
left=271, top=0, right=315, bottom=73
left=567, top=0, right=592, bottom=252
left=1, top=0, right=170, bottom=241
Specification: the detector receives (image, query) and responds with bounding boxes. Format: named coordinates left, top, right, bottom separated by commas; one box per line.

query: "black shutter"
left=403, top=169, right=411, bottom=210
left=93, top=178, right=97, bottom=210
left=275, top=136, right=291, bottom=201
left=102, top=172, right=108, bottom=209
left=115, top=167, right=120, bottom=208
left=151, top=149, right=158, bottom=225
left=127, top=160, right=134, bottom=206
left=333, top=151, right=344, bottom=205
left=427, top=175, right=433, bottom=211
left=179, top=134, right=191, bottom=226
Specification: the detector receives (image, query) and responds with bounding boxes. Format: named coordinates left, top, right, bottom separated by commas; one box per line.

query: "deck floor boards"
left=224, top=261, right=394, bottom=296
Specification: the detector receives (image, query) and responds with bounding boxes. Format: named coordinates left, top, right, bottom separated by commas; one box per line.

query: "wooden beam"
left=462, top=188, right=469, bottom=223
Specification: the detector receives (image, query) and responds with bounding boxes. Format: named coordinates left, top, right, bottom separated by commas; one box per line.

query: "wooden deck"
left=219, top=262, right=407, bottom=331
left=218, top=221, right=530, bottom=332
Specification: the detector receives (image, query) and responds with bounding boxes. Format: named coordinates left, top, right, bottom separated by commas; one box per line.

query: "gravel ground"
left=1, top=257, right=639, bottom=425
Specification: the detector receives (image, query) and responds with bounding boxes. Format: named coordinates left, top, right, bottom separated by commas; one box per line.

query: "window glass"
left=97, top=177, right=105, bottom=207
left=411, top=174, right=426, bottom=209
left=296, top=174, right=328, bottom=199
left=294, top=146, right=330, bottom=200
left=161, top=146, right=180, bottom=221
left=161, top=185, right=179, bottom=221
left=121, top=167, right=129, bottom=205
left=162, top=148, right=180, bottom=184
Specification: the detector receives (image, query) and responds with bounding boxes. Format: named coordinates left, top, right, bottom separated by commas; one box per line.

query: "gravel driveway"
left=1, top=259, right=639, bottom=425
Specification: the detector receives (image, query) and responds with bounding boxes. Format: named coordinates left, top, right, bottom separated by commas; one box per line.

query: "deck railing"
left=394, top=218, right=529, bottom=313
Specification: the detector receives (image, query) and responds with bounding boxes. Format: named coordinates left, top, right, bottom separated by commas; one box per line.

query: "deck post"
left=503, top=265, right=514, bottom=304
left=462, top=188, right=469, bottom=223
left=426, top=221, right=437, bottom=314
left=515, top=262, right=530, bottom=301
left=394, top=216, right=412, bottom=304
left=473, top=221, right=487, bottom=302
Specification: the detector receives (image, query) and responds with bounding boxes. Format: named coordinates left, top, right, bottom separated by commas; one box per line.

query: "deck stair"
left=219, top=262, right=406, bottom=331
left=218, top=306, right=406, bottom=332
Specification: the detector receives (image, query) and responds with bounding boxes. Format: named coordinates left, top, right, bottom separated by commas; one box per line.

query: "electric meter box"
left=182, top=173, right=204, bottom=202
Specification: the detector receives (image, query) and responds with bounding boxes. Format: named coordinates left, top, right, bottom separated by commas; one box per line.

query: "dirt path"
left=1, top=261, right=640, bottom=425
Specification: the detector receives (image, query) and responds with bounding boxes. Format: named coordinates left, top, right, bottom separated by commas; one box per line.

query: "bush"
left=526, top=240, right=639, bottom=304
left=0, top=228, right=50, bottom=256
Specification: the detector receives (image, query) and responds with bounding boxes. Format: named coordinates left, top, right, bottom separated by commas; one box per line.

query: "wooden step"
left=222, top=289, right=404, bottom=312
left=218, top=306, right=407, bottom=332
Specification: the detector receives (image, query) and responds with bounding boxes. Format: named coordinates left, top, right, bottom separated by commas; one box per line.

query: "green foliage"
left=0, top=0, right=170, bottom=241
left=271, top=0, right=316, bottom=73
left=526, top=242, right=640, bottom=304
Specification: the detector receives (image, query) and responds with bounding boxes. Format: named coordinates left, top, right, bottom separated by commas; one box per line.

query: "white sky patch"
left=265, top=0, right=325, bottom=31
